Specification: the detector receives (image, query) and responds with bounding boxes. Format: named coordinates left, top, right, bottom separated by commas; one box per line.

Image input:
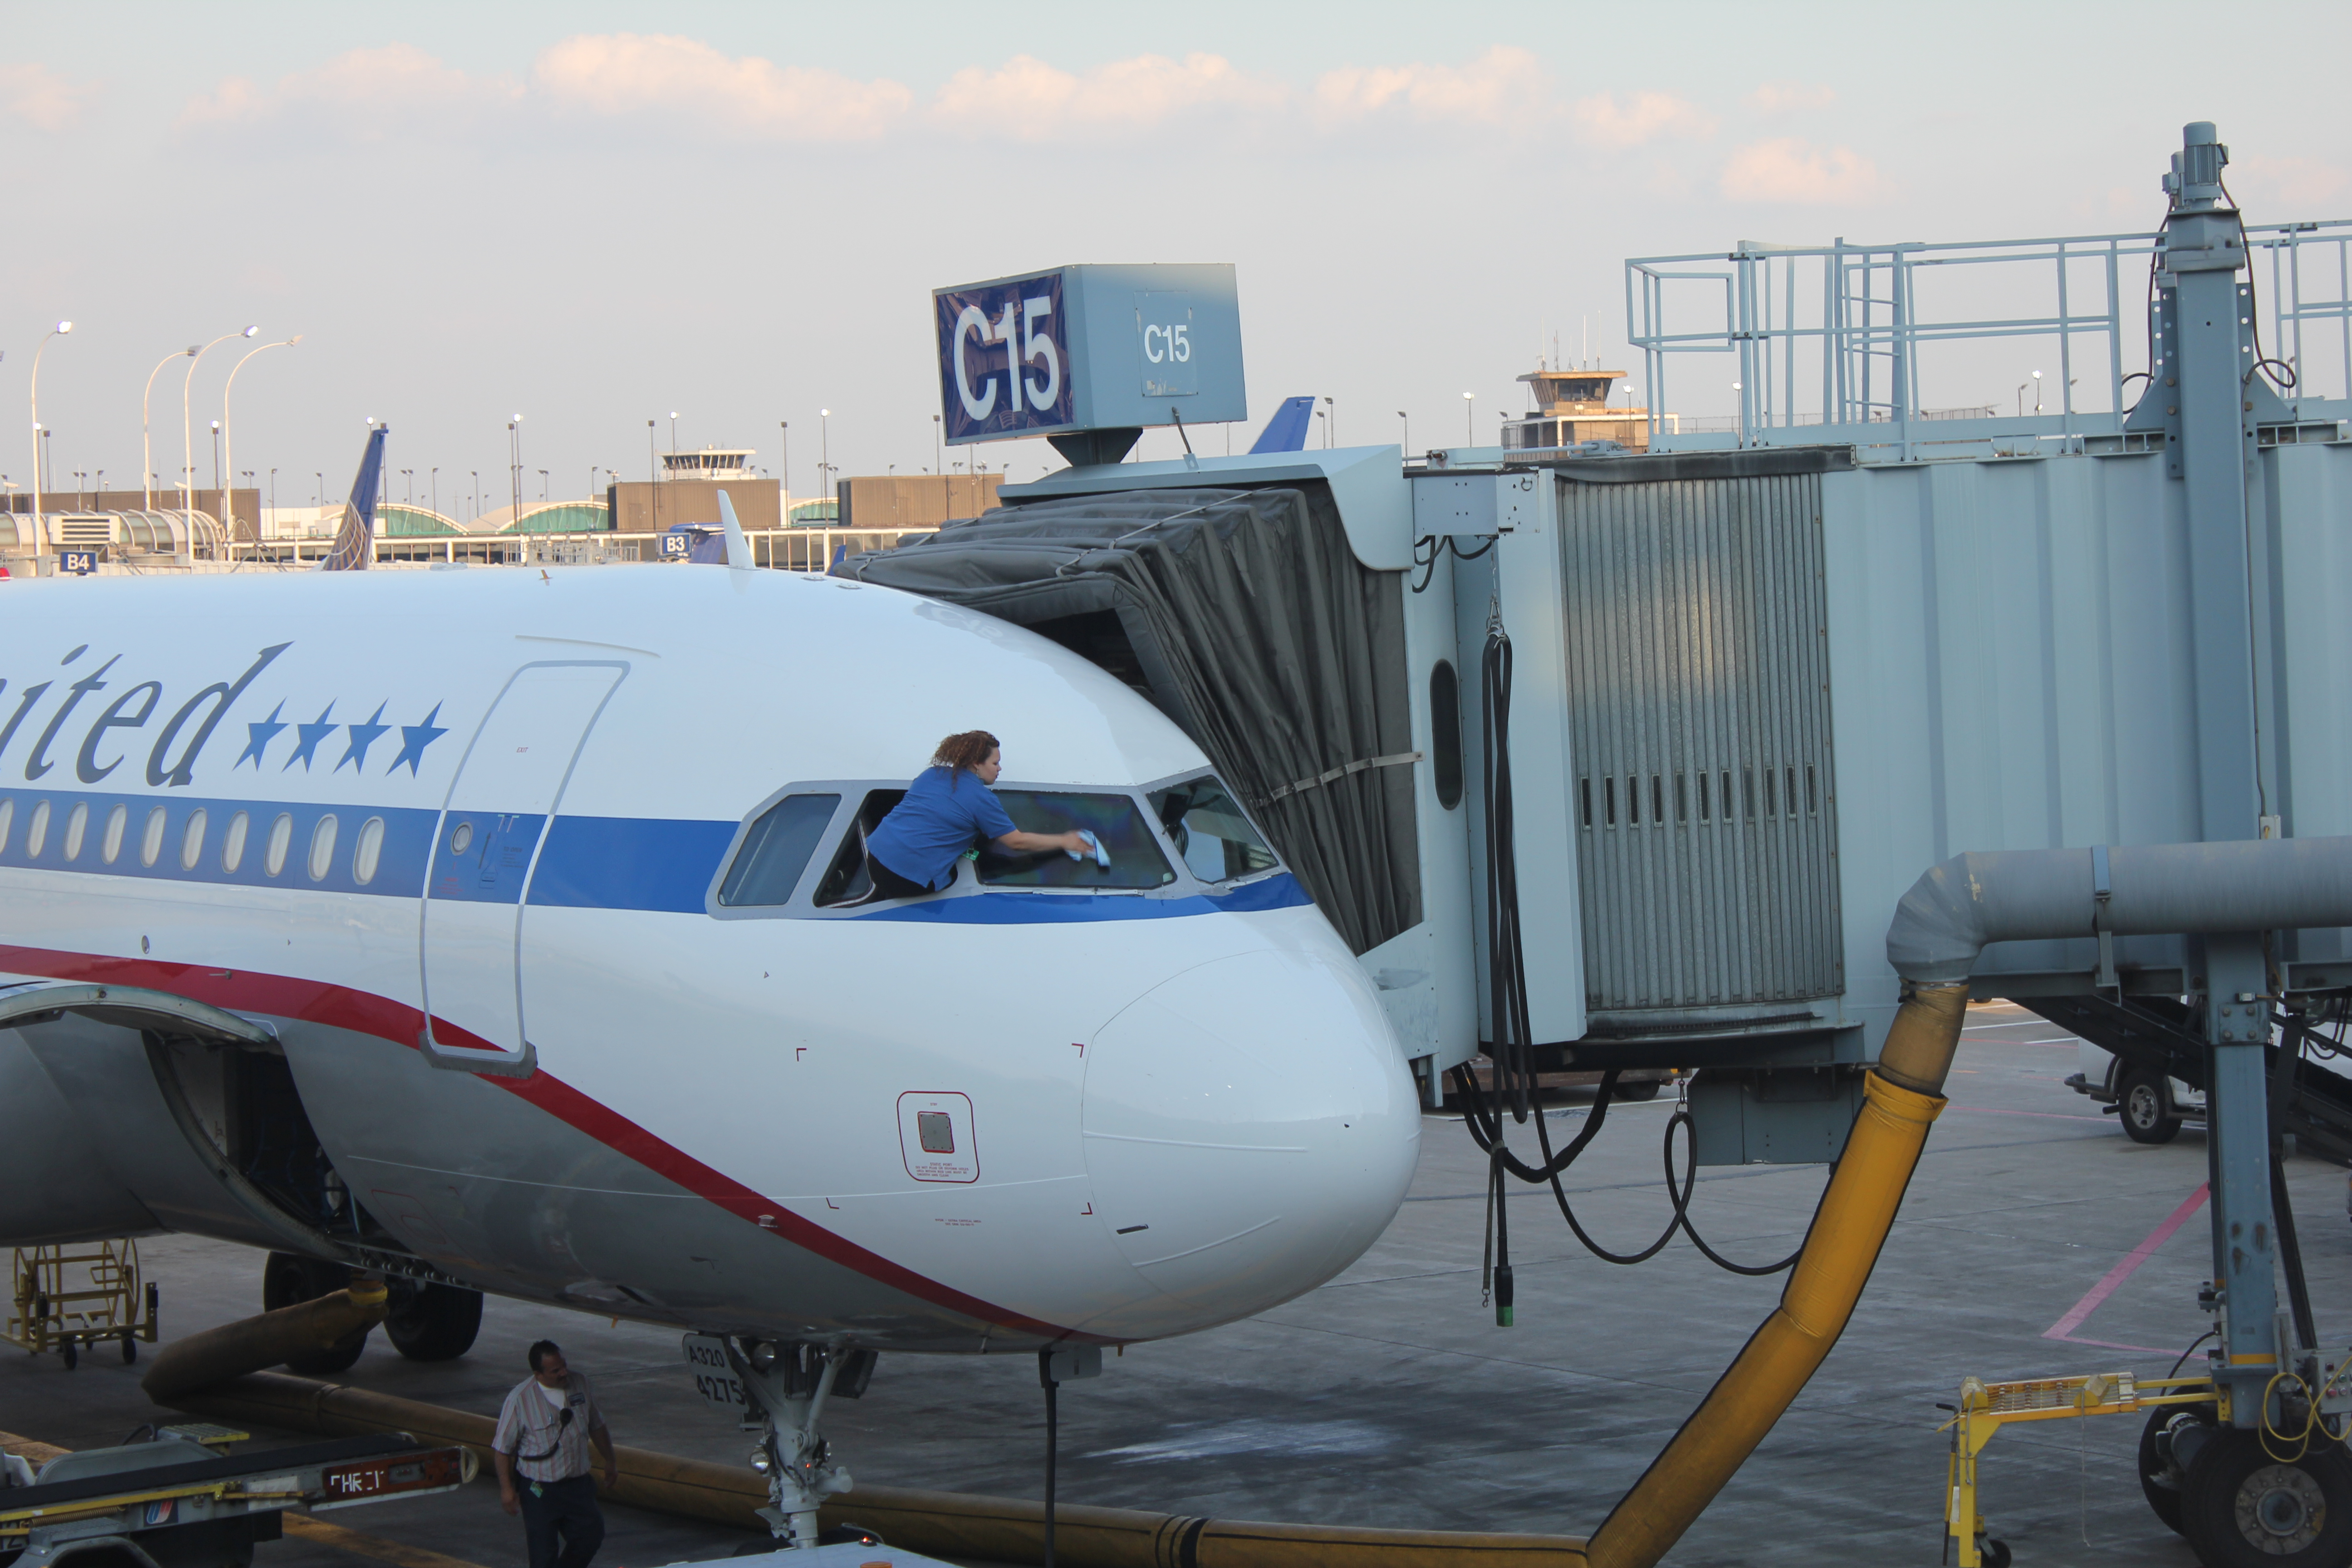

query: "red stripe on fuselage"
left=0, top=942, right=1088, bottom=1343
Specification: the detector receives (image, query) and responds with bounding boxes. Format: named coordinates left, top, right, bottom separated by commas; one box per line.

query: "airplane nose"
left=1081, top=946, right=1420, bottom=1325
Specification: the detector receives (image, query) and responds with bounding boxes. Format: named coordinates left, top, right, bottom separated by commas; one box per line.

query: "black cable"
left=2168, top=1330, right=2217, bottom=1380
left=1453, top=1061, right=1804, bottom=1274
left=1037, top=1350, right=1058, bottom=1568
left=2219, top=178, right=2299, bottom=394
left=1410, top=533, right=1497, bottom=593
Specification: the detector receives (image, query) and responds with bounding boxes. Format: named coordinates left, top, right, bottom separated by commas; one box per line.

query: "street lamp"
left=669, top=411, right=678, bottom=453
left=315, top=472, right=323, bottom=507
left=819, top=409, right=831, bottom=505
left=221, top=336, right=299, bottom=554
left=931, top=412, right=940, bottom=476
left=539, top=469, right=548, bottom=501
left=1397, top=410, right=1408, bottom=456
left=141, top=343, right=196, bottom=511
left=1323, top=396, right=1335, bottom=448
left=210, top=420, right=221, bottom=500
left=2032, top=369, right=2043, bottom=414
left=508, top=416, right=522, bottom=527
left=1462, top=391, right=1474, bottom=446
left=183, top=326, right=256, bottom=517
left=779, top=421, right=790, bottom=523
left=29, top=319, right=71, bottom=535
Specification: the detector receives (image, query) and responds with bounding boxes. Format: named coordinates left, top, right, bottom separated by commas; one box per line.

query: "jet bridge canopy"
left=835, top=485, right=1420, bottom=956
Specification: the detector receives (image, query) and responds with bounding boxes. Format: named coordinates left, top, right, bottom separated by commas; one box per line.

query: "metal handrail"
left=1626, top=217, right=2352, bottom=456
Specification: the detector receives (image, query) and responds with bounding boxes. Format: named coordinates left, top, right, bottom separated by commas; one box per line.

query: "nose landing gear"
left=721, top=1340, right=876, bottom=1548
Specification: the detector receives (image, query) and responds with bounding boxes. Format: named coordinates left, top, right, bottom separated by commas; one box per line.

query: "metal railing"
left=1626, top=217, right=2352, bottom=457
left=14, top=527, right=941, bottom=575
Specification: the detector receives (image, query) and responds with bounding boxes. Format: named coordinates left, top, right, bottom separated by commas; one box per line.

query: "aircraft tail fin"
left=1247, top=396, right=1317, bottom=454
left=320, top=426, right=388, bottom=572
left=715, top=490, right=751, bottom=569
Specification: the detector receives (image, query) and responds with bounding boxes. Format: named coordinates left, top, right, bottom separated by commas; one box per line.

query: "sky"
left=3, top=1, right=2348, bottom=516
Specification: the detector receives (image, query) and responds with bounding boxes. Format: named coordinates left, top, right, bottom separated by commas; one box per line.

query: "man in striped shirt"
left=494, top=1340, right=619, bottom=1568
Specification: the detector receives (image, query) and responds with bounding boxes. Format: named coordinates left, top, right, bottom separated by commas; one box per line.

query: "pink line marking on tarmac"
left=2043, top=1184, right=2209, bottom=1346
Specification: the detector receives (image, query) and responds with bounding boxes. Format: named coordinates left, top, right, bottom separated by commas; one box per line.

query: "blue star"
left=387, top=702, right=450, bottom=777
left=236, top=701, right=288, bottom=769
left=336, top=703, right=391, bottom=774
left=282, top=703, right=338, bottom=771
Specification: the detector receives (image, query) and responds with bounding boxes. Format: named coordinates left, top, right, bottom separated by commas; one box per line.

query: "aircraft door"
left=419, top=662, right=625, bottom=1071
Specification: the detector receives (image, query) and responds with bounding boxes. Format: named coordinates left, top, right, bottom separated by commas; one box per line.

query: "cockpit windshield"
left=977, top=790, right=1177, bottom=890
left=1149, top=774, right=1279, bottom=884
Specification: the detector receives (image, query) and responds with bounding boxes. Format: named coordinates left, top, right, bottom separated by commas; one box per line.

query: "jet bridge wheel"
left=262, top=1252, right=371, bottom=1376
left=2178, top=1428, right=2352, bottom=1568
left=383, top=1279, right=483, bottom=1362
left=2139, top=1396, right=2212, bottom=1535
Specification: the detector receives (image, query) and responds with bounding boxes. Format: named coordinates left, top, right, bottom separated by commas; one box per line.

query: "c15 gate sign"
left=933, top=264, right=1246, bottom=447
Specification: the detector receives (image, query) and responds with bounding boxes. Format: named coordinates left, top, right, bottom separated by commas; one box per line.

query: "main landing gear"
left=263, top=1253, right=483, bottom=1371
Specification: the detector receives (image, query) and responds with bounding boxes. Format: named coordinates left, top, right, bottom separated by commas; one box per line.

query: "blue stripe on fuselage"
left=0, top=789, right=1312, bottom=924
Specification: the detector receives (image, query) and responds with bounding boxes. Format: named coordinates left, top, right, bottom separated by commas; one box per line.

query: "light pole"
left=508, top=416, right=522, bottom=526
left=429, top=468, right=437, bottom=522
left=779, top=421, right=790, bottom=523
left=931, top=412, right=941, bottom=475
left=29, top=320, right=71, bottom=536
left=1462, top=391, right=1474, bottom=446
left=221, top=336, right=298, bottom=553
left=141, top=343, right=195, bottom=510
left=647, top=419, right=659, bottom=534
left=1397, top=410, right=1408, bottom=456
left=470, top=471, right=479, bottom=521
left=315, top=472, right=323, bottom=507
left=210, top=420, right=221, bottom=502
left=2016, top=381, right=2029, bottom=417
left=402, top=468, right=413, bottom=505
left=2032, top=369, right=2043, bottom=414
left=538, top=469, right=548, bottom=502
left=819, top=409, right=830, bottom=509
left=669, top=411, right=678, bottom=453
left=183, top=326, right=256, bottom=518
left=1323, top=396, right=1335, bottom=447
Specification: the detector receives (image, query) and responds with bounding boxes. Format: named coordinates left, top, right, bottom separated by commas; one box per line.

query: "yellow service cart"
left=5, top=1240, right=161, bottom=1369
left=1939, top=1369, right=2220, bottom=1567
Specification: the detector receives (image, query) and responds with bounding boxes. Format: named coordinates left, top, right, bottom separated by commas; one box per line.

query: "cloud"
left=534, top=34, right=910, bottom=140
left=0, top=63, right=98, bottom=132
left=1312, top=46, right=1550, bottom=129
left=1720, top=137, right=1886, bottom=204
left=2231, top=154, right=2349, bottom=211
left=1569, top=91, right=1714, bottom=149
left=179, top=44, right=518, bottom=137
left=1746, top=80, right=1834, bottom=115
left=930, top=53, right=1282, bottom=140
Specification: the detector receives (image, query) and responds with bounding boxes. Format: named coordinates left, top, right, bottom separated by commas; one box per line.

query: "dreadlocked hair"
left=932, top=730, right=1000, bottom=774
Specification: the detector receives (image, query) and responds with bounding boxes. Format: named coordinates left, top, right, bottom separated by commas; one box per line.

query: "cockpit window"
left=977, top=790, right=1176, bottom=890
left=1150, top=774, right=1278, bottom=884
left=720, top=793, right=841, bottom=906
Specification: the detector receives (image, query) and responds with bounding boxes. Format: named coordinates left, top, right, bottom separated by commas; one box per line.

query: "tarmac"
left=6, top=1001, right=2347, bottom=1568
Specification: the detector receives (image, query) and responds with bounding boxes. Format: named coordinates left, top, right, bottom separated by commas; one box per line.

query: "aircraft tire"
left=383, top=1280, right=484, bottom=1362
left=262, top=1252, right=371, bottom=1376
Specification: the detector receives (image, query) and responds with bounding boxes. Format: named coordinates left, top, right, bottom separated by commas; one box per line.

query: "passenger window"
left=813, top=789, right=907, bottom=907
left=979, top=790, right=1175, bottom=890
left=1149, top=775, right=1278, bottom=884
left=720, top=793, right=841, bottom=906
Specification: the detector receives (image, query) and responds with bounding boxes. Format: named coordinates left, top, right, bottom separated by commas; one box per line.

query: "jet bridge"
left=853, top=123, right=2352, bottom=1568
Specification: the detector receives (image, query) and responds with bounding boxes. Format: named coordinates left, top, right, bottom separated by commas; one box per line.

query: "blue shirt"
left=866, top=767, right=1019, bottom=891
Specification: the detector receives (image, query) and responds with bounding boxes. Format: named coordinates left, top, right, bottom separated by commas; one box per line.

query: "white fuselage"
left=0, top=565, right=1420, bottom=1351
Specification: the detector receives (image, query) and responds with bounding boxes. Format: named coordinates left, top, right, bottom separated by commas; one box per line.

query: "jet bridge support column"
left=2161, top=120, right=2283, bottom=1426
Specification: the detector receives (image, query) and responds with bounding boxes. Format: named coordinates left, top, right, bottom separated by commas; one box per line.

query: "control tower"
left=1501, top=367, right=1649, bottom=452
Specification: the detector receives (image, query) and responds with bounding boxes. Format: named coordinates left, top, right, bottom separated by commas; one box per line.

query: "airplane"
left=0, top=451, right=1421, bottom=1543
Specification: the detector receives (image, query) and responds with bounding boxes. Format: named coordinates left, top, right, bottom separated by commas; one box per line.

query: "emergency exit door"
left=420, top=662, right=625, bottom=1070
